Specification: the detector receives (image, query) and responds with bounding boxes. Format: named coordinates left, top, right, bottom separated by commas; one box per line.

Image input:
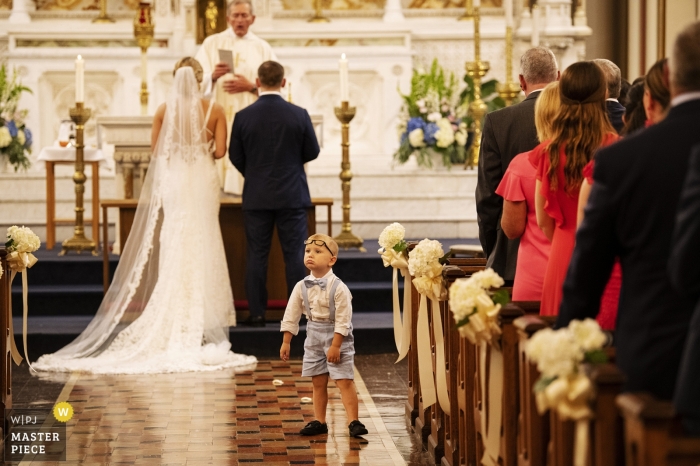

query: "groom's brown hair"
left=258, top=61, right=284, bottom=88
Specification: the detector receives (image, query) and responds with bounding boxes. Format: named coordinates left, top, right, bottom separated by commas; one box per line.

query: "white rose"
left=427, top=112, right=442, bottom=122
left=527, top=328, right=584, bottom=379
left=469, top=268, right=505, bottom=290
left=7, top=225, right=41, bottom=253
left=455, top=130, right=467, bottom=147
left=435, top=127, right=455, bottom=148
left=408, top=128, right=426, bottom=148
left=569, top=319, right=607, bottom=352
left=17, top=129, right=25, bottom=146
left=408, top=238, right=444, bottom=277
left=0, top=127, right=11, bottom=148
left=378, top=222, right=406, bottom=251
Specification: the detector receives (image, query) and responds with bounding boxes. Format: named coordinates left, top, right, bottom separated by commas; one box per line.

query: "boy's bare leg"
left=312, top=373, right=330, bottom=424
left=334, top=379, right=359, bottom=421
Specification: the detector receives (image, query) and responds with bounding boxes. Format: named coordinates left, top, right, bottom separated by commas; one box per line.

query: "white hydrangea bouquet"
left=527, top=319, right=608, bottom=419
left=378, top=222, right=408, bottom=269
left=448, top=268, right=509, bottom=346
left=409, top=238, right=451, bottom=301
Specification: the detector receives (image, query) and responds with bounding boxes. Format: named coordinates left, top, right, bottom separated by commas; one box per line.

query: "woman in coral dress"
left=532, top=61, right=619, bottom=322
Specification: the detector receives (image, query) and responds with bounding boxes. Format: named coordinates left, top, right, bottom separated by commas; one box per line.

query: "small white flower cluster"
left=6, top=225, right=41, bottom=253
left=0, top=127, right=11, bottom=148
left=526, top=319, right=607, bottom=379
left=435, top=118, right=455, bottom=148
left=408, top=239, right=444, bottom=277
left=448, top=269, right=505, bottom=343
left=378, top=222, right=406, bottom=251
left=408, top=129, right=426, bottom=148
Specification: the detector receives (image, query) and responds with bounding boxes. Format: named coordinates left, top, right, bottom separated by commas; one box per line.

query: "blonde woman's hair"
left=535, top=81, right=560, bottom=142
left=306, top=234, right=339, bottom=257
left=546, top=61, right=614, bottom=193
left=173, top=57, right=204, bottom=84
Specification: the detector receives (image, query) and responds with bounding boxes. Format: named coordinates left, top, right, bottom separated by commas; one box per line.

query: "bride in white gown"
left=34, top=58, right=257, bottom=374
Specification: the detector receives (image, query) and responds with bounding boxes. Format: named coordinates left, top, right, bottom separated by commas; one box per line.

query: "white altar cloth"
left=38, top=146, right=107, bottom=166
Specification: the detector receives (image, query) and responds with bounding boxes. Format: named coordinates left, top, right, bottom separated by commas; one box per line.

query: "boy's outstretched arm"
left=280, top=332, right=293, bottom=361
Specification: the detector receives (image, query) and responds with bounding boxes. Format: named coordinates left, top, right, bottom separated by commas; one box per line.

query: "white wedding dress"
left=34, top=67, right=257, bottom=374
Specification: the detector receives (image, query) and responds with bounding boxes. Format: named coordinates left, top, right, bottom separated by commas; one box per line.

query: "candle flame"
left=341, top=53, right=346, bottom=59
left=77, top=55, right=82, bottom=60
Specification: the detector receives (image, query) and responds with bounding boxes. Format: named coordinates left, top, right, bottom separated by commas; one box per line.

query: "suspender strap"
left=328, top=278, right=342, bottom=323
left=300, top=283, right=311, bottom=316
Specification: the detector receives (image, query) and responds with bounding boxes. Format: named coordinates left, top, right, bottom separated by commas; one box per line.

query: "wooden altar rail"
left=0, top=250, right=12, bottom=421
left=616, top=393, right=700, bottom=466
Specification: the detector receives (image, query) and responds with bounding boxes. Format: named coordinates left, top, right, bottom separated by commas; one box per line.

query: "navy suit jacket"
left=557, top=99, right=700, bottom=401
left=229, top=94, right=320, bottom=210
left=669, top=144, right=700, bottom=421
left=606, top=99, right=625, bottom=134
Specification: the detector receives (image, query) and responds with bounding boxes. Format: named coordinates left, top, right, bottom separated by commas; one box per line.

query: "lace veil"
left=41, top=66, right=231, bottom=361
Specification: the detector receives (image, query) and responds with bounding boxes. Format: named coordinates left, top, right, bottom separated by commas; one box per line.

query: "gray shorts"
left=302, top=320, right=355, bottom=380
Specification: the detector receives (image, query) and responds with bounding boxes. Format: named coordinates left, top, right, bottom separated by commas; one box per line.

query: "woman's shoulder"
left=527, top=141, right=550, bottom=168
left=509, top=151, right=537, bottom=177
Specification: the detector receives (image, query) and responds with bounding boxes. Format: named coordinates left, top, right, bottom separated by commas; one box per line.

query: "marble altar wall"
left=0, top=0, right=590, bottom=239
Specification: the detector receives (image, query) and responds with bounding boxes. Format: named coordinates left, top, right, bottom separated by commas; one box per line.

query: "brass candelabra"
left=497, top=26, right=521, bottom=106
left=134, top=2, right=155, bottom=115
left=308, top=0, right=329, bottom=22
left=465, top=5, right=489, bottom=169
left=92, top=0, right=115, bottom=23
left=333, top=101, right=364, bottom=252
left=60, top=102, right=97, bottom=256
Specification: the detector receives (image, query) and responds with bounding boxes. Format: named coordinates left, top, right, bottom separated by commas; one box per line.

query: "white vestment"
left=195, top=29, right=277, bottom=195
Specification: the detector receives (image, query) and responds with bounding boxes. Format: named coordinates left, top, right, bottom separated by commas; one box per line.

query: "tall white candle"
left=505, top=0, right=513, bottom=28
left=531, top=6, right=540, bottom=47
left=339, top=53, right=349, bottom=103
left=75, top=55, right=84, bottom=103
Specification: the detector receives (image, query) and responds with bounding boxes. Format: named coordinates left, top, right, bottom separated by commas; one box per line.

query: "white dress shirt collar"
left=308, top=269, right=334, bottom=280
left=258, top=90, right=283, bottom=97
left=671, top=91, right=700, bottom=107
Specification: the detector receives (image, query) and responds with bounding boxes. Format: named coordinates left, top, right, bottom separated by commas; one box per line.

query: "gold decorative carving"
left=0, top=0, right=11, bottom=9
left=196, top=0, right=226, bottom=43
left=34, top=0, right=139, bottom=11
left=205, top=0, right=218, bottom=35
left=409, top=0, right=500, bottom=7
left=281, top=0, right=384, bottom=11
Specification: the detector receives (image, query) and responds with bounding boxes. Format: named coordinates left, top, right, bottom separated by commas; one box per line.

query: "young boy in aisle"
left=279, top=234, right=368, bottom=438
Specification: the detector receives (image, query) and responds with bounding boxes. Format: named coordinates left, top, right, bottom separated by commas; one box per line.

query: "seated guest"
left=644, top=58, right=671, bottom=125
left=557, top=21, right=700, bottom=402
left=619, top=78, right=632, bottom=106
left=594, top=58, right=625, bottom=134
left=531, top=61, right=618, bottom=318
left=495, top=82, right=559, bottom=301
left=669, top=144, right=700, bottom=436
left=621, top=81, right=647, bottom=136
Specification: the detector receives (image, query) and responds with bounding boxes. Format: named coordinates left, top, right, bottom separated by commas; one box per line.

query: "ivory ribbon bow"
left=412, top=262, right=450, bottom=413
left=458, top=295, right=502, bottom=347
left=379, top=248, right=412, bottom=362
left=536, top=374, right=594, bottom=466
left=6, top=251, right=38, bottom=376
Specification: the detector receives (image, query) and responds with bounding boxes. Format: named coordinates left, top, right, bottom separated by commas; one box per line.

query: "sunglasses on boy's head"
left=304, top=239, right=335, bottom=256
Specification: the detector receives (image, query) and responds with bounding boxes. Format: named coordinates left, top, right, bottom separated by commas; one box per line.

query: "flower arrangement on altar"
left=394, top=59, right=507, bottom=169
left=448, top=268, right=509, bottom=345
left=0, top=64, right=33, bottom=171
left=526, top=319, right=608, bottom=419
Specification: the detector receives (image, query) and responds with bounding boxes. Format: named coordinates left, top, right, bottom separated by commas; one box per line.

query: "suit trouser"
left=243, top=208, right=309, bottom=319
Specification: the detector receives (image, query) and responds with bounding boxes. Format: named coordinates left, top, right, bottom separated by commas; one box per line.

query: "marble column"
left=383, top=0, right=405, bottom=22
left=9, top=0, right=31, bottom=24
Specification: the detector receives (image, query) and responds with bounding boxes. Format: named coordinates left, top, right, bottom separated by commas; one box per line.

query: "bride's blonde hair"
left=173, top=57, right=204, bottom=84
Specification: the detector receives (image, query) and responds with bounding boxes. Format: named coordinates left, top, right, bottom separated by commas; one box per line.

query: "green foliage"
left=492, top=289, right=511, bottom=306
left=584, top=349, right=608, bottom=364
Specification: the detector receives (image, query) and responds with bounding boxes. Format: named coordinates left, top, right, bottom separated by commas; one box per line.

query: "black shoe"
left=299, top=420, right=328, bottom=436
left=348, top=420, right=368, bottom=437
left=241, top=316, right=265, bottom=327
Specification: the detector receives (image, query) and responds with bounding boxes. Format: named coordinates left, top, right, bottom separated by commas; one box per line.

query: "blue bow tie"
left=304, top=278, right=328, bottom=290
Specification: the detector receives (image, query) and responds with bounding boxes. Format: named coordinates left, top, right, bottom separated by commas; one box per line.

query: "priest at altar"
left=195, top=0, right=277, bottom=195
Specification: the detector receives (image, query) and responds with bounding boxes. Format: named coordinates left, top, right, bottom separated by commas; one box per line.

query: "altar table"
left=101, top=198, right=333, bottom=320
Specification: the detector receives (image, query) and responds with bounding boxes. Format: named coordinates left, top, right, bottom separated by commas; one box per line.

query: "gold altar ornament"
left=61, top=102, right=97, bottom=256
left=205, top=0, right=218, bottom=34
left=465, top=4, right=489, bottom=169
left=497, top=26, right=521, bottom=106
left=92, top=0, right=115, bottom=22
left=333, top=101, right=365, bottom=251
left=308, top=0, right=330, bottom=22
left=134, top=2, right=155, bottom=115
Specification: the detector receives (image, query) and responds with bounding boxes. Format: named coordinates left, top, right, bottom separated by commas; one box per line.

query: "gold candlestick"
left=465, top=5, right=490, bottom=169
left=497, top=26, right=521, bottom=106
left=92, top=0, right=115, bottom=23
left=308, top=0, right=329, bottom=22
left=61, top=102, right=97, bottom=256
left=134, top=3, right=154, bottom=115
left=333, top=101, right=364, bottom=252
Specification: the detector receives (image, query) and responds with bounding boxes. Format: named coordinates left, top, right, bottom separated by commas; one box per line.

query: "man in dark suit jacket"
left=230, top=61, right=320, bottom=326
left=476, top=46, right=559, bottom=282
left=593, top=58, right=626, bottom=134
left=669, top=144, right=700, bottom=435
left=557, top=21, right=700, bottom=403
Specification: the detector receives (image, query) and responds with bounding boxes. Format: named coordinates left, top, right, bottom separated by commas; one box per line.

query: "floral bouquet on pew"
left=408, top=238, right=452, bottom=301
left=448, top=269, right=509, bottom=346
left=526, top=319, right=608, bottom=419
left=5, top=225, right=40, bottom=272
left=378, top=222, right=409, bottom=268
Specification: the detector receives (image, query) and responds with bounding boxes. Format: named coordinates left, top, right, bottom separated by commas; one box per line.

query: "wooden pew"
left=616, top=393, right=700, bottom=466
left=0, top=249, right=11, bottom=423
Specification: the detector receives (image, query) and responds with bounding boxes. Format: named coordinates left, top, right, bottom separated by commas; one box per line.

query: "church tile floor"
left=7, top=354, right=434, bottom=465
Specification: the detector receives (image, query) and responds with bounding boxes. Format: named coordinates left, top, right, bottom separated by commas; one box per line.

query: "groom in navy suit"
left=230, top=61, right=320, bottom=326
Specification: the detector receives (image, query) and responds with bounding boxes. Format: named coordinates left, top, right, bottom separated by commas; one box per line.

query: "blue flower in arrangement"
left=0, top=63, right=33, bottom=171
left=423, top=123, right=439, bottom=146
left=406, top=117, right=425, bottom=133
left=5, top=120, right=17, bottom=138
left=23, top=127, right=32, bottom=149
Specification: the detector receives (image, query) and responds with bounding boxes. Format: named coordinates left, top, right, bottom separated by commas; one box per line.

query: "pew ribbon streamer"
left=412, top=261, right=450, bottom=414
left=479, top=341, right=504, bottom=466
left=536, top=374, right=593, bottom=466
left=6, top=251, right=38, bottom=374
left=380, top=248, right=412, bottom=362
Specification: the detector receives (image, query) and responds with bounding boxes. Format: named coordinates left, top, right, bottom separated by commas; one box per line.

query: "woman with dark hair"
left=621, top=81, right=647, bottom=135
left=644, top=58, right=671, bottom=124
left=531, top=61, right=619, bottom=319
